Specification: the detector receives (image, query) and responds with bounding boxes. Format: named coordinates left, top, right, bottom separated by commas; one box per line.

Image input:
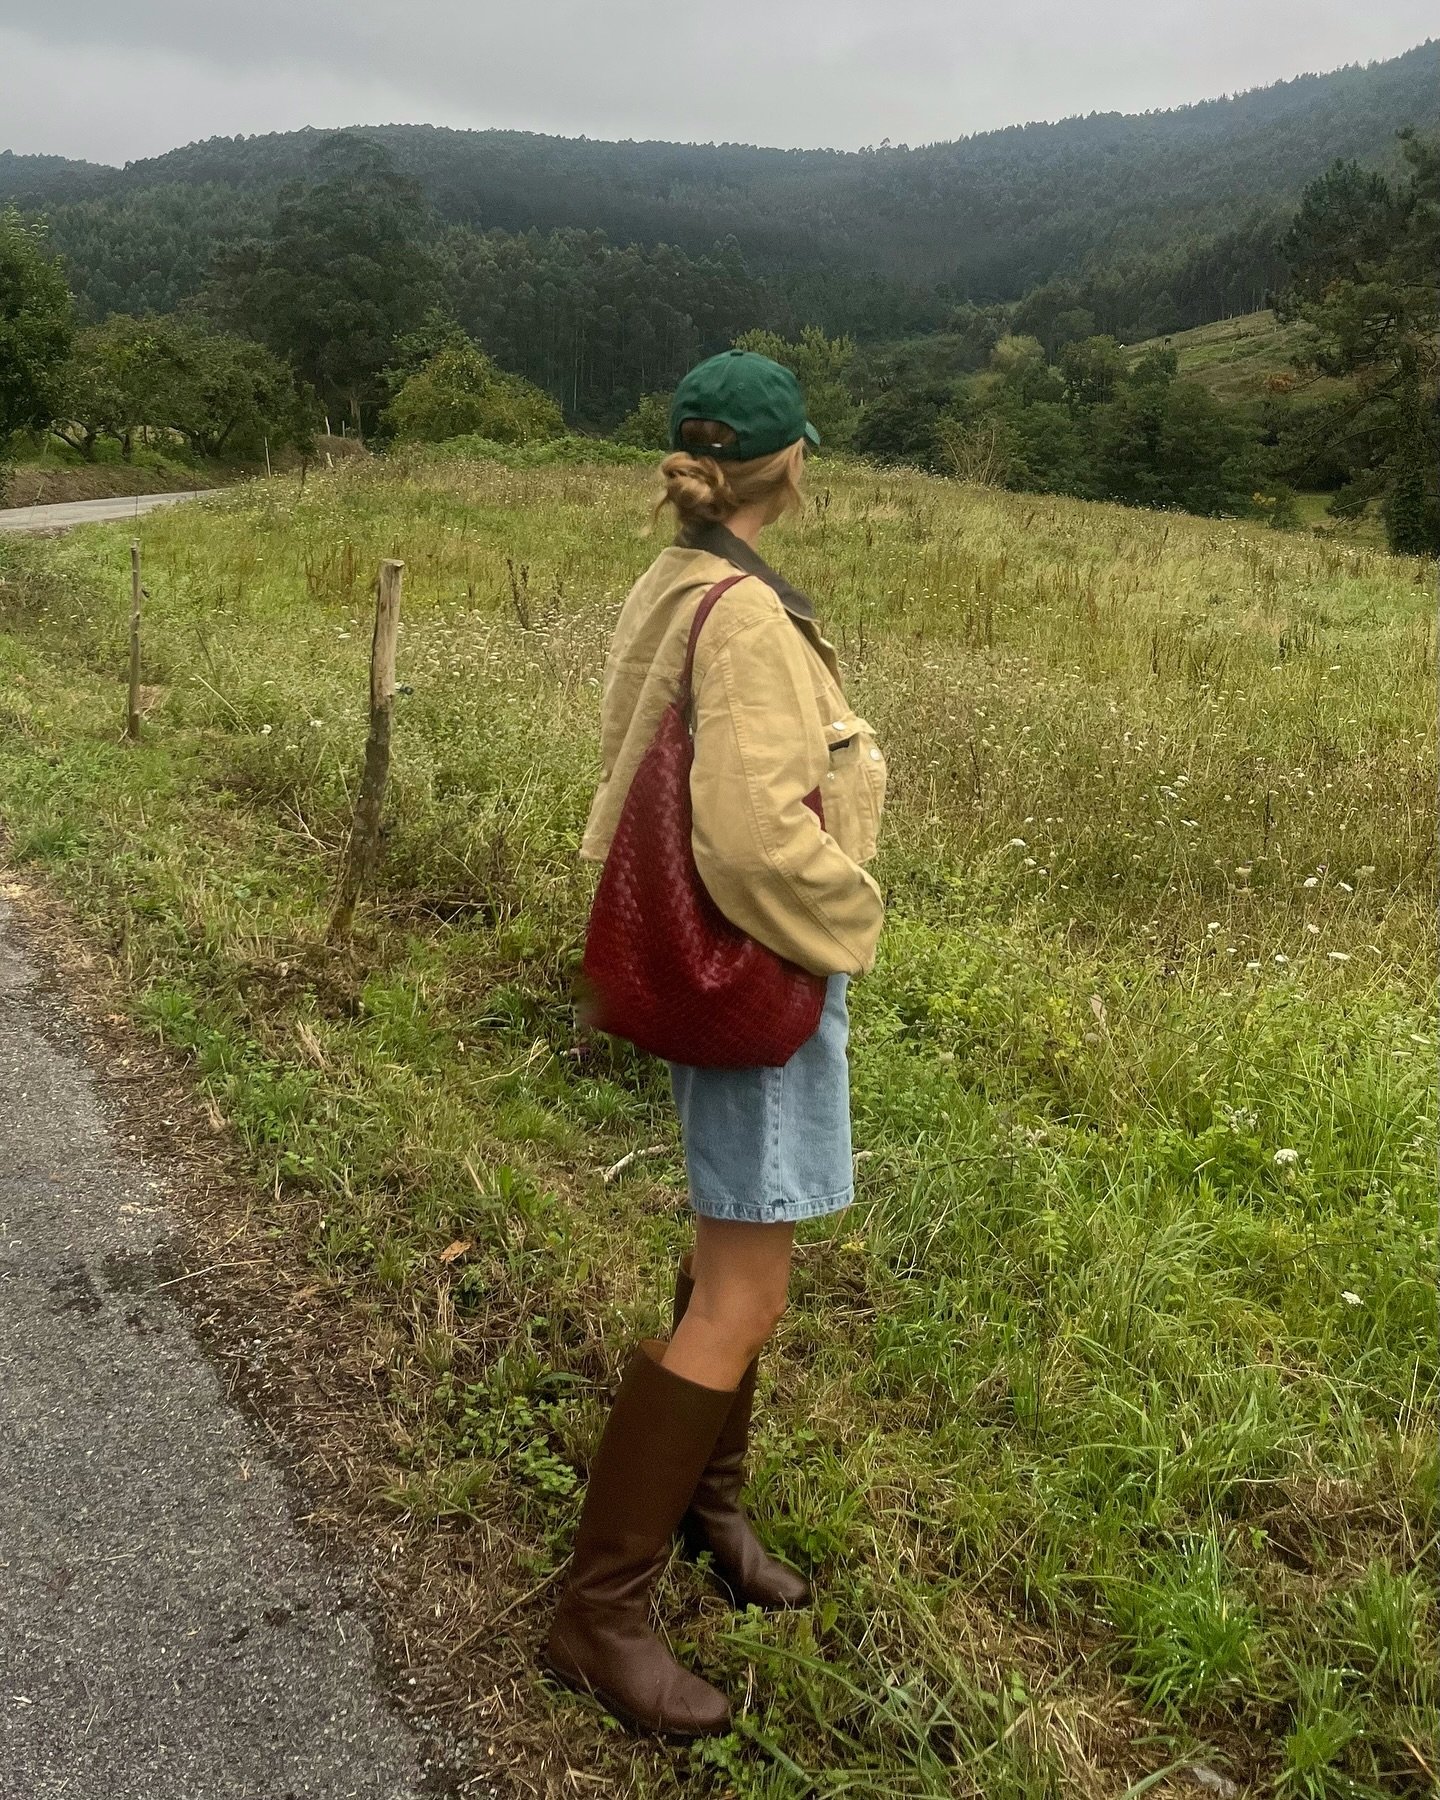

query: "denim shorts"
left=667, top=975, right=854, bottom=1224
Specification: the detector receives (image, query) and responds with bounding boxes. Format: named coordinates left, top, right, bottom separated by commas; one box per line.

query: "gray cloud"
left=0, top=1, right=1433, bottom=164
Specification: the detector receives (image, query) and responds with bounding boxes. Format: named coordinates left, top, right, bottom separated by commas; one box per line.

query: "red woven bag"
left=580, top=575, right=827, bottom=1068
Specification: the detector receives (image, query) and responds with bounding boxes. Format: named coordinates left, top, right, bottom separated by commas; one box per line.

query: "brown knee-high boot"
left=544, top=1340, right=734, bottom=1737
left=672, top=1259, right=810, bottom=1610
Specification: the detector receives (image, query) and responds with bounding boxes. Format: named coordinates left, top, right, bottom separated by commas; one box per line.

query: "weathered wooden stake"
left=329, top=558, right=403, bottom=941
left=126, top=540, right=143, bottom=741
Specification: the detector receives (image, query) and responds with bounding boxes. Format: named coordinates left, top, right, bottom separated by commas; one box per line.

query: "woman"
left=545, top=350, right=887, bottom=1736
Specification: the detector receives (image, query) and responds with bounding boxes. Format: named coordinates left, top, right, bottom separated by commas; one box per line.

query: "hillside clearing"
left=0, top=454, right=1433, bottom=1798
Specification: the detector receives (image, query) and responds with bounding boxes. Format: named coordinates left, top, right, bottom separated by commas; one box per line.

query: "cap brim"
left=804, top=421, right=821, bottom=448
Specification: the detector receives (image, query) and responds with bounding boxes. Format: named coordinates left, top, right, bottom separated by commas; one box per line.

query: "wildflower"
left=1273, top=953, right=1289, bottom=965
left=1246, top=960, right=1261, bottom=971
left=1206, top=921, right=1221, bottom=933
left=1306, top=922, right=1321, bottom=935
left=308, top=718, right=323, bottom=728
left=1302, top=876, right=1318, bottom=889
left=1009, top=838, right=1027, bottom=848
left=259, top=723, right=272, bottom=735
left=1341, top=1290, right=1362, bottom=1307
left=1273, top=1148, right=1300, bottom=1168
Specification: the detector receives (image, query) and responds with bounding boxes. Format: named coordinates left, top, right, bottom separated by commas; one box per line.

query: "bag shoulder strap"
left=677, top=573, right=747, bottom=712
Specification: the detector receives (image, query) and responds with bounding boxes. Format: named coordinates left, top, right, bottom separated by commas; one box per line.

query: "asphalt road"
left=0, top=491, right=223, bottom=534
left=0, top=892, right=448, bottom=1800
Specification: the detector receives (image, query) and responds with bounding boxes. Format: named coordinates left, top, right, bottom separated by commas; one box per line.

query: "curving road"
left=0, top=490, right=224, bottom=534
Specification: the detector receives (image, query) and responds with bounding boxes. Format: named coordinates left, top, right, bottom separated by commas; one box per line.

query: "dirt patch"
left=0, top=861, right=660, bottom=1800
left=2, top=464, right=221, bottom=509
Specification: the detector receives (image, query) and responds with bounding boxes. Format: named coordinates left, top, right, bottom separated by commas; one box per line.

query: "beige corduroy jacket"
left=580, top=523, right=886, bottom=978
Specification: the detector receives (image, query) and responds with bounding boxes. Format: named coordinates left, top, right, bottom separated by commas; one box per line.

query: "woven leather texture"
left=581, top=579, right=827, bottom=1068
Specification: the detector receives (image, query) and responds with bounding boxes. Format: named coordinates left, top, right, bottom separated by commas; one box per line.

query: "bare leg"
left=662, top=1216, right=794, bottom=1392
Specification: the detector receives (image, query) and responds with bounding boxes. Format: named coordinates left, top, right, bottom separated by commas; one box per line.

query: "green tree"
left=1128, top=344, right=1180, bottom=389
left=732, top=325, right=858, bottom=449
left=1059, top=335, right=1125, bottom=408
left=986, top=334, right=1063, bottom=405
left=214, top=134, right=442, bottom=435
left=0, top=208, right=73, bottom=482
left=148, top=321, right=310, bottom=459
left=1096, top=373, right=1254, bottom=515
left=49, top=313, right=186, bottom=459
left=385, top=341, right=563, bottom=445
left=1276, top=131, right=1440, bottom=554
left=853, top=382, right=952, bottom=467
left=50, top=321, right=131, bottom=458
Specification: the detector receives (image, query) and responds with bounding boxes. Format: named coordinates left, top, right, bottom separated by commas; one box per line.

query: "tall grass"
left=1, top=452, right=1434, bottom=1796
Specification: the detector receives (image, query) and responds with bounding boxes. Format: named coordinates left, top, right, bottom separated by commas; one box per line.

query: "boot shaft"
left=568, top=1339, right=734, bottom=1607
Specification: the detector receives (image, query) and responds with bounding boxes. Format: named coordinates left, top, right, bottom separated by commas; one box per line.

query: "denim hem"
left=688, top=1184, right=854, bottom=1225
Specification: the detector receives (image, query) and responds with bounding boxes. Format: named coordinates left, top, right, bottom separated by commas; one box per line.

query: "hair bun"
left=658, top=451, right=737, bottom=525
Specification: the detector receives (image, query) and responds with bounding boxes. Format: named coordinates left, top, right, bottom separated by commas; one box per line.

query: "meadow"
left=0, top=452, right=1434, bottom=1798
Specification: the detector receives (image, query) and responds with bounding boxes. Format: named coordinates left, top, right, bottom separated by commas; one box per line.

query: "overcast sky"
left=1, top=3, right=1432, bottom=164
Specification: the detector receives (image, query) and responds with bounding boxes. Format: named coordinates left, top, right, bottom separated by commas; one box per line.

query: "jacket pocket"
left=822, top=713, right=885, bottom=861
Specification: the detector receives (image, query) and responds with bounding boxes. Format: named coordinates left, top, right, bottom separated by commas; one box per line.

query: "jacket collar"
left=674, top=520, right=815, bottom=621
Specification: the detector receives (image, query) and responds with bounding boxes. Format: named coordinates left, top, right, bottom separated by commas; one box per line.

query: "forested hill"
left=3, top=41, right=1435, bottom=312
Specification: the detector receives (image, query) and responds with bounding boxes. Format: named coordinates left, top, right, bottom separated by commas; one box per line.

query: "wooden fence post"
left=329, top=558, right=403, bottom=941
left=126, top=540, right=142, bottom=741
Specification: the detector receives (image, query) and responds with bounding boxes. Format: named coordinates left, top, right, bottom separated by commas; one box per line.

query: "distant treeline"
left=2, top=39, right=1435, bottom=349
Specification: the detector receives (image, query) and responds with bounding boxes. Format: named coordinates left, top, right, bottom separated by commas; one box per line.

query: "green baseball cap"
left=669, top=350, right=821, bottom=460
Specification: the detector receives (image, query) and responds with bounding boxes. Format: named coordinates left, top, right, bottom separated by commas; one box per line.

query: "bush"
left=385, top=343, right=564, bottom=446
left=612, top=391, right=671, bottom=451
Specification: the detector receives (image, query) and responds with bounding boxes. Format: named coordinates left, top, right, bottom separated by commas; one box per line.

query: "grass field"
left=1122, top=312, right=1329, bottom=408
left=0, top=452, right=1434, bottom=1797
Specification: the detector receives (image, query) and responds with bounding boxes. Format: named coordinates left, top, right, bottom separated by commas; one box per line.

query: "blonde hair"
left=653, top=419, right=806, bottom=529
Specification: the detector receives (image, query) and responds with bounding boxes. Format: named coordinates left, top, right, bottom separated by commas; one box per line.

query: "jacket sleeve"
left=689, top=611, right=885, bottom=978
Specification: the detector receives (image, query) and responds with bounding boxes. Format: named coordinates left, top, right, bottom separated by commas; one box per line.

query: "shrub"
left=385, top=343, right=564, bottom=446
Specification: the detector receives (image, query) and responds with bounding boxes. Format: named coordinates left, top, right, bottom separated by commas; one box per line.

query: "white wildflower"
left=1009, top=838, right=1027, bottom=849
left=1302, top=876, right=1318, bottom=889
left=1341, top=1290, right=1362, bottom=1307
left=1273, top=1148, right=1300, bottom=1168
